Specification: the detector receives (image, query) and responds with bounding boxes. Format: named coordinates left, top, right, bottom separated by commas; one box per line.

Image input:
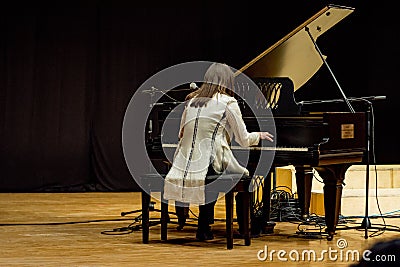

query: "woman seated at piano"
left=163, top=62, right=274, bottom=241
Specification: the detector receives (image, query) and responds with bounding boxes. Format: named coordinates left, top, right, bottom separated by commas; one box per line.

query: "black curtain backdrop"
left=1, top=1, right=398, bottom=192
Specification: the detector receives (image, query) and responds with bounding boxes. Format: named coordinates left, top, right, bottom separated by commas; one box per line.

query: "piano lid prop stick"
left=304, top=26, right=355, bottom=113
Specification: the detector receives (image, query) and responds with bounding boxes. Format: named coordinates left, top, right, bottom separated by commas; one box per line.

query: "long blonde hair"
left=187, top=62, right=235, bottom=107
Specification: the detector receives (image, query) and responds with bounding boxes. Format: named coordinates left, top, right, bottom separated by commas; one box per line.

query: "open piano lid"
left=237, top=4, right=354, bottom=91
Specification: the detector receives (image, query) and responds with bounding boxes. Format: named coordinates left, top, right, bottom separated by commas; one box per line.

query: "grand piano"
left=145, top=4, right=367, bottom=241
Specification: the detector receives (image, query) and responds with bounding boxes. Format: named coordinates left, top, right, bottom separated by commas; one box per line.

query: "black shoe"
left=233, top=230, right=244, bottom=239
left=196, top=230, right=214, bottom=241
left=233, top=229, right=260, bottom=239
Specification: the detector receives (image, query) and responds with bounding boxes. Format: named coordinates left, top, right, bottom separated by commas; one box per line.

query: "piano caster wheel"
left=327, top=233, right=334, bottom=241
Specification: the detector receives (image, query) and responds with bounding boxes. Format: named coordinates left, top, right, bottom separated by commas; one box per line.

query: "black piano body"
left=145, top=77, right=367, bottom=241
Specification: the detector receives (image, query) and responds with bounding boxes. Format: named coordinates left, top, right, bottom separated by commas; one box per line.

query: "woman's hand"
left=258, top=132, right=274, bottom=142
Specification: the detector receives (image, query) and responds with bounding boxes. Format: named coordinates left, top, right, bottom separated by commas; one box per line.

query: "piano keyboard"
left=161, top=143, right=309, bottom=152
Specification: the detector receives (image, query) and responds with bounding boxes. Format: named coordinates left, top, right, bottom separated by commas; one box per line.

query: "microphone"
left=190, top=82, right=198, bottom=90
left=141, top=86, right=159, bottom=94
left=371, top=96, right=386, bottom=101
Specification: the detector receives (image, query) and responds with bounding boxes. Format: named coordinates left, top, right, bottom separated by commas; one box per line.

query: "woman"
left=163, top=62, right=273, bottom=240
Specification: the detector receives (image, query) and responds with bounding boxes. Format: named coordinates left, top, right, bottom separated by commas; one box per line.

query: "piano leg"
left=295, top=166, right=313, bottom=220
left=315, top=164, right=350, bottom=241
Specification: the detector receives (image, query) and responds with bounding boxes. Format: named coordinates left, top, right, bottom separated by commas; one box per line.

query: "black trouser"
left=197, top=166, right=219, bottom=232
left=197, top=190, right=219, bottom=232
left=198, top=167, right=247, bottom=234
left=198, top=187, right=245, bottom=233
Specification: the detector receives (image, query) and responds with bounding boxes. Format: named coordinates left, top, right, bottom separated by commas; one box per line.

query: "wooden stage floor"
left=0, top=192, right=399, bottom=266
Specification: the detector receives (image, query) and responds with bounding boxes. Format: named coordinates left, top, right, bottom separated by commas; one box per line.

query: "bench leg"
left=225, top=190, right=234, bottom=249
left=242, top=191, right=251, bottom=246
left=141, top=191, right=150, bottom=244
left=160, top=192, right=168, bottom=241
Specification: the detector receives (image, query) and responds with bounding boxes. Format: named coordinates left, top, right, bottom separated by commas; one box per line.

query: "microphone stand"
left=362, top=99, right=372, bottom=239
left=342, top=98, right=396, bottom=239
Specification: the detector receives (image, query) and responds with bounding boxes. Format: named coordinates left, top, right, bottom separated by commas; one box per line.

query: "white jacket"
left=163, top=93, right=260, bottom=204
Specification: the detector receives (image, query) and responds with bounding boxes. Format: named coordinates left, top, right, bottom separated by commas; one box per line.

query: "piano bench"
left=140, top=173, right=252, bottom=249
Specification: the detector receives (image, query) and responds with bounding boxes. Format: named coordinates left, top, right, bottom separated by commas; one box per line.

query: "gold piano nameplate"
left=341, top=124, right=354, bottom=139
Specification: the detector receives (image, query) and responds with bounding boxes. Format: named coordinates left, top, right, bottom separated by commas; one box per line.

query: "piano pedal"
left=295, top=219, right=327, bottom=239
left=295, top=230, right=326, bottom=239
